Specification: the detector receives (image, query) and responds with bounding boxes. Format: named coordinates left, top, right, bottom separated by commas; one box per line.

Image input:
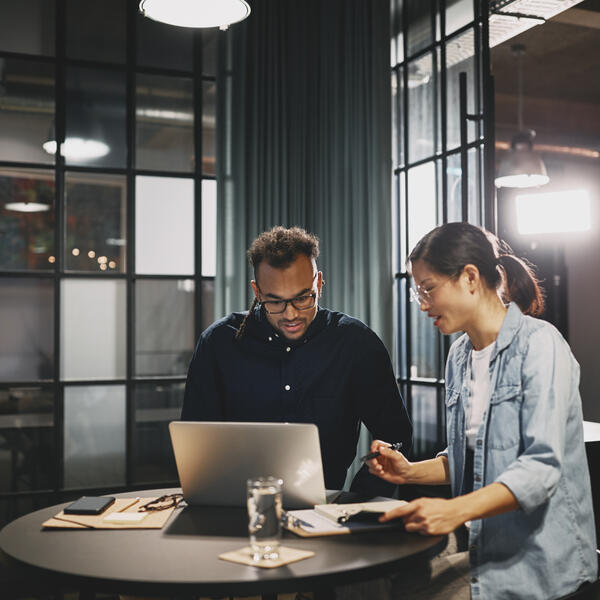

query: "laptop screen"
left=169, top=421, right=327, bottom=509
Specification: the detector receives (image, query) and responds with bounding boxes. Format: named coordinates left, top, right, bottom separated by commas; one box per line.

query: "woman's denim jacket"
left=441, top=302, right=597, bottom=599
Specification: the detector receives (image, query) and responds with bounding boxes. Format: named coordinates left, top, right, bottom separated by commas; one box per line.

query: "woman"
left=368, top=222, right=597, bottom=599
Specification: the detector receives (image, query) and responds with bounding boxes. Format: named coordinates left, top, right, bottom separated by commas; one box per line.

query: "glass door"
left=391, top=0, right=495, bottom=458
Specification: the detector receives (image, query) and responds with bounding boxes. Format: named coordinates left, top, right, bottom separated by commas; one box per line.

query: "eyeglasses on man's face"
left=258, top=272, right=319, bottom=314
left=260, top=292, right=318, bottom=314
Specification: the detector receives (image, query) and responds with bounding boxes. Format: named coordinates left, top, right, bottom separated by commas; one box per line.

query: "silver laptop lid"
left=169, top=421, right=327, bottom=509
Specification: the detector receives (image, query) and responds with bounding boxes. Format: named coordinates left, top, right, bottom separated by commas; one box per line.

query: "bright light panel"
left=516, top=189, right=591, bottom=235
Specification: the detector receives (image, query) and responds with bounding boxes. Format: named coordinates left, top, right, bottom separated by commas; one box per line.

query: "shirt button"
left=268, top=337, right=272, bottom=342
left=474, top=474, right=481, bottom=482
left=284, top=385, right=291, bottom=391
left=286, top=347, right=291, bottom=352
left=476, top=439, right=482, bottom=446
left=471, top=577, right=478, bottom=584
left=470, top=544, right=477, bottom=551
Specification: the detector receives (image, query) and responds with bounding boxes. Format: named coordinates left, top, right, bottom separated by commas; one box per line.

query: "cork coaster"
left=219, top=545, right=315, bottom=568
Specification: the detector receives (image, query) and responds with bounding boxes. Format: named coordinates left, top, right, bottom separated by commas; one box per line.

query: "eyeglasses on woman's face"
left=409, top=276, right=452, bottom=306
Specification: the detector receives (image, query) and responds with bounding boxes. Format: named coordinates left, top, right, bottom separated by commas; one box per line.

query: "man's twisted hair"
left=235, top=226, right=320, bottom=340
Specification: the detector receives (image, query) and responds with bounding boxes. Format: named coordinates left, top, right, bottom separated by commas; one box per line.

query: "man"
left=182, top=226, right=411, bottom=496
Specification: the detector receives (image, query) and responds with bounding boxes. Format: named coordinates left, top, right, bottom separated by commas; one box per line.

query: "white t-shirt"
left=466, top=342, right=495, bottom=450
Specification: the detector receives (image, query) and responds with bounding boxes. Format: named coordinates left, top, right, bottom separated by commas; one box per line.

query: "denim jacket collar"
left=452, top=302, right=522, bottom=367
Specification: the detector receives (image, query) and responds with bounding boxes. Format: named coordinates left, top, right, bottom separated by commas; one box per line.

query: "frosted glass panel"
left=60, top=279, right=126, bottom=380
left=407, top=0, right=433, bottom=58
left=446, top=30, right=477, bottom=149
left=407, top=53, right=437, bottom=163
left=135, top=176, right=194, bottom=275
left=202, top=180, right=217, bottom=277
left=410, top=299, right=441, bottom=379
left=63, top=385, right=125, bottom=488
left=0, top=387, right=54, bottom=492
left=0, top=278, right=54, bottom=381
left=202, top=279, right=215, bottom=331
left=407, top=161, right=437, bottom=251
left=390, top=0, right=404, bottom=65
left=203, top=81, right=216, bottom=176
left=137, top=11, right=193, bottom=71
left=64, top=172, right=127, bottom=273
left=410, top=385, right=440, bottom=457
left=66, top=0, right=126, bottom=63
left=201, top=29, right=218, bottom=76
left=0, top=168, right=55, bottom=270
left=135, top=279, right=195, bottom=377
left=132, top=382, right=184, bottom=484
left=65, top=66, right=127, bottom=168
left=0, top=1, right=55, bottom=56
left=136, top=73, right=194, bottom=172
left=447, top=153, right=462, bottom=223
left=0, top=59, right=55, bottom=165
left=446, top=0, right=474, bottom=36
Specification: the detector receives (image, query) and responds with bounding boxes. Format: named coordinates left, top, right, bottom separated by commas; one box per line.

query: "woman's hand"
left=380, top=497, right=466, bottom=535
left=366, top=440, right=413, bottom=485
left=379, top=483, right=520, bottom=536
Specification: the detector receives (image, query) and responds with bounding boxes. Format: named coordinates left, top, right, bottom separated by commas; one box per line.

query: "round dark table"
left=0, top=488, right=446, bottom=599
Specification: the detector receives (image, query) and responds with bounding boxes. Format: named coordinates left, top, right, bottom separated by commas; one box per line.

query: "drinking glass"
left=247, top=476, right=283, bottom=561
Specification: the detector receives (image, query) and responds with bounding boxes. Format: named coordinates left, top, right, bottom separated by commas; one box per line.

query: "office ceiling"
left=492, top=0, right=600, bottom=153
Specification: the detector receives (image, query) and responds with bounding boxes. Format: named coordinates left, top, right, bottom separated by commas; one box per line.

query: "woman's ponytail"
left=497, top=254, right=545, bottom=317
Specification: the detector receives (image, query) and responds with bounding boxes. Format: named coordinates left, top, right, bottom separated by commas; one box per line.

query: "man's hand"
left=379, top=497, right=466, bottom=535
left=366, top=439, right=412, bottom=485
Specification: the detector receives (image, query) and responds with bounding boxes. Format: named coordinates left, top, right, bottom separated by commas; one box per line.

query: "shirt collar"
left=248, top=304, right=328, bottom=346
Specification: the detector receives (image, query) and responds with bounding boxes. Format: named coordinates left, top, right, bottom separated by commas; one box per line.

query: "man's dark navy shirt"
left=182, top=306, right=412, bottom=496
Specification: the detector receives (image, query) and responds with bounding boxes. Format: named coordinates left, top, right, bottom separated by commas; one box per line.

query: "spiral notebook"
left=284, top=499, right=407, bottom=537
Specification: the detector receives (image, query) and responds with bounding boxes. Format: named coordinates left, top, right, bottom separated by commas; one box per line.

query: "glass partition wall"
left=0, top=0, right=218, bottom=525
left=391, top=0, right=495, bottom=458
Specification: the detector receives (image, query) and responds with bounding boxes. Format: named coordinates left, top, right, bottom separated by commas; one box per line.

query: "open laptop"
left=169, top=421, right=327, bottom=509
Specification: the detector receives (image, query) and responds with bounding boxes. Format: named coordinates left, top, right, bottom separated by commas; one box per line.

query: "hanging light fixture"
left=495, top=44, right=549, bottom=189
left=5, top=200, right=51, bottom=212
left=42, top=138, right=110, bottom=161
left=42, top=92, right=111, bottom=162
left=139, top=0, right=251, bottom=30
left=4, top=174, right=53, bottom=213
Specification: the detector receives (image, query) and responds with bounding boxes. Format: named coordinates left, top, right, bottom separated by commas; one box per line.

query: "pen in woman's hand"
left=360, top=442, right=403, bottom=463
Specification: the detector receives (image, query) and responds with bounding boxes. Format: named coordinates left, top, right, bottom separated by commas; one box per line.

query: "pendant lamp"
left=495, top=44, right=549, bottom=189
left=139, top=0, right=251, bottom=30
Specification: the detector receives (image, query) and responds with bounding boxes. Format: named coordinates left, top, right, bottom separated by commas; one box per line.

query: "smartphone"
left=64, top=496, right=116, bottom=515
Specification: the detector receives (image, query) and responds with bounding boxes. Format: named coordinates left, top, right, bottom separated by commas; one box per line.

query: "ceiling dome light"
left=139, top=0, right=251, bottom=30
left=43, top=138, right=110, bottom=161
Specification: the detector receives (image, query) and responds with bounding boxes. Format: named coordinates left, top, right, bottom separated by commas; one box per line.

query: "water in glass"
left=247, top=476, right=283, bottom=561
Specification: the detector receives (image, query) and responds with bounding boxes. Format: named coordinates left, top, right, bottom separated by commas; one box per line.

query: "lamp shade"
left=5, top=201, right=51, bottom=213
left=139, top=0, right=251, bottom=29
left=495, top=130, right=549, bottom=189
